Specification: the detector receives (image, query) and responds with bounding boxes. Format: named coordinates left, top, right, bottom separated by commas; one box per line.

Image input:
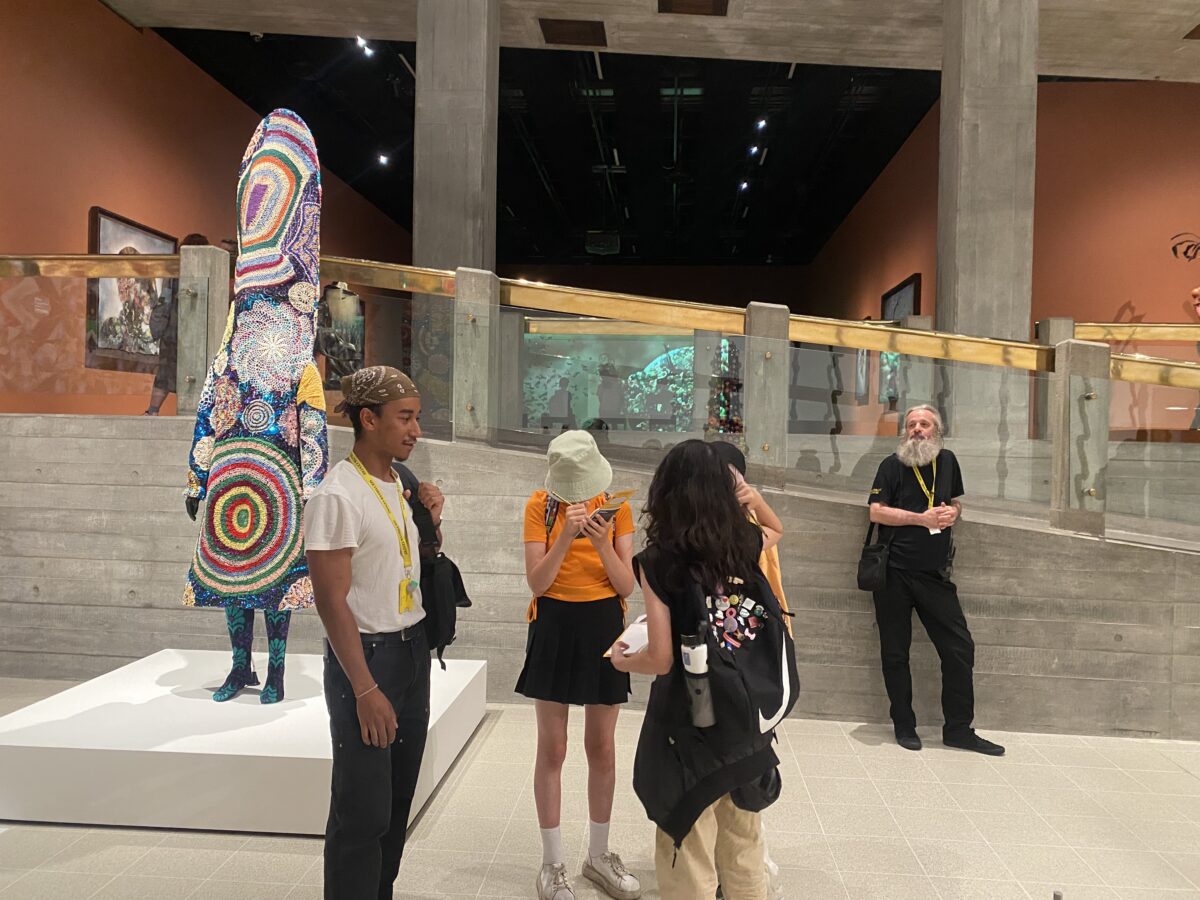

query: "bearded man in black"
left=867, top=405, right=1004, bottom=756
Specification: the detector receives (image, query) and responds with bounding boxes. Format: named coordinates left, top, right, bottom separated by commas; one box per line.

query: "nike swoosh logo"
left=758, top=639, right=791, bottom=734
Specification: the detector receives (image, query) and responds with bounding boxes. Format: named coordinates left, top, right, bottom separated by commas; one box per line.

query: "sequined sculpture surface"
left=184, top=109, right=327, bottom=617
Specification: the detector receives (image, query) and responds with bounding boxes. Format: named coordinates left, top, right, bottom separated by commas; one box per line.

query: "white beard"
left=896, top=434, right=942, bottom=468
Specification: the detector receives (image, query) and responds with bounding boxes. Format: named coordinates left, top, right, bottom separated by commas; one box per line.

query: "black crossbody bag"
left=857, top=521, right=895, bottom=591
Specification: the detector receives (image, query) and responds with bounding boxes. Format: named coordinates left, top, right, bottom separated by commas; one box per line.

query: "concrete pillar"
left=1049, top=339, right=1109, bottom=535
left=410, top=0, right=499, bottom=438
left=743, top=302, right=790, bottom=472
left=1034, top=317, right=1075, bottom=438
left=176, top=246, right=230, bottom=416
left=936, top=0, right=1038, bottom=342
left=451, top=268, right=501, bottom=442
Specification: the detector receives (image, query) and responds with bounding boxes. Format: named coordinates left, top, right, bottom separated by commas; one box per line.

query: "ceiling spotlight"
left=363, top=45, right=374, bottom=57
left=749, top=145, right=759, bottom=155
left=356, top=35, right=367, bottom=47
left=378, top=154, right=389, bottom=165
left=739, top=181, right=749, bottom=191
left=756, top=118, right=767, bottom=130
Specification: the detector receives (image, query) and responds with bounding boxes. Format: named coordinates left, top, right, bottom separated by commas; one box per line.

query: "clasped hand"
left=922, top=503, right=958, bottom=529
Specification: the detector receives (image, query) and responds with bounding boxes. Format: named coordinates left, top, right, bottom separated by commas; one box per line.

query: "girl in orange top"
left=517, top=430, right=641, bottom=900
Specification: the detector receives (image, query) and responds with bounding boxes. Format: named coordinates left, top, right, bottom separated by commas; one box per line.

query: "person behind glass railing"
left=867, top=405, right=1004, bottom=756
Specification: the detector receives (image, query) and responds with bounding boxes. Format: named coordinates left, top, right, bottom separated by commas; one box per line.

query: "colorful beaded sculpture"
left=183, top=109, right=327, bottom=704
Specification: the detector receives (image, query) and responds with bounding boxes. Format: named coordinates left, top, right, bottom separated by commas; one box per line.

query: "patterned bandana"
left=335, top=366, right=419, bottom=413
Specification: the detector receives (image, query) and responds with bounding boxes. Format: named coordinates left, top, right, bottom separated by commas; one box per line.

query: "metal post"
left=1049, top=338, right=1109, bottom=535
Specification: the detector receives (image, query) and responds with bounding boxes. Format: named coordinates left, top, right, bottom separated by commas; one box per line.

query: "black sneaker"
left=895, top=730, right=922, bottom=751
left=943, top=732, right=1005, bottom=756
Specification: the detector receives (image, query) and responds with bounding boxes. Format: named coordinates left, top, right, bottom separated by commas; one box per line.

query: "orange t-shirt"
left=523, top=489, right=635, bottom=618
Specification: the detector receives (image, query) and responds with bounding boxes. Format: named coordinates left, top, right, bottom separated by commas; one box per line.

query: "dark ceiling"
left=159, top=29, right=941, bottom=266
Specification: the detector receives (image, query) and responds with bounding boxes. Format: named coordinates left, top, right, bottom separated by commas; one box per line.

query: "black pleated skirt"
left=515, top=596, right=631, bottom=706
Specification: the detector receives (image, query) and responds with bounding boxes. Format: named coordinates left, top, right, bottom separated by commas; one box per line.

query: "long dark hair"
left=643, top=440, right=761, bottom=591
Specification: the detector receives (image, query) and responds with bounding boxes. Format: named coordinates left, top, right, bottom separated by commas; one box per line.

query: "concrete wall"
left=1, top=414, right=1197, bottom=739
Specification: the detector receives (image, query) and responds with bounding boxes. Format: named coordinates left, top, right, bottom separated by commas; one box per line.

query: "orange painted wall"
left=797, top=104, right=941, bottom=324
left=0, top=0, right=411, bottom=415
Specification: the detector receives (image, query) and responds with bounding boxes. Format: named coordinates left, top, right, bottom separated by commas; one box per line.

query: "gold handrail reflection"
left=1110, top=352, right=1200, bottom=389
left=0, top=254, right=180, bottom=278
left=1077, top=323, right=1200, bottom=341
left=319, top=257, right=456, bottom=296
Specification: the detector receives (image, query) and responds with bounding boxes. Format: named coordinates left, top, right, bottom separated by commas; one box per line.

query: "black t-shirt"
left=867, top=449, right=964, bottom=572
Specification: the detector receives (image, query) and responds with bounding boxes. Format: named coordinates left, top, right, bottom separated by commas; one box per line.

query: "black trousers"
left=872, top=567, right=975, bottom=740
left=323, top=630, right=431, bottom=900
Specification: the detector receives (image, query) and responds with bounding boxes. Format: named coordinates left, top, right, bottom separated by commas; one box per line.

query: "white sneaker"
left=582, top=851, right=642, bottom=900
left=537, top=862, right=575, bottom=900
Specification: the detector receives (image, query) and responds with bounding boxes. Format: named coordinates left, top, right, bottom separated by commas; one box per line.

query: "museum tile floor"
left=1, top=679, right=1199, bottom=899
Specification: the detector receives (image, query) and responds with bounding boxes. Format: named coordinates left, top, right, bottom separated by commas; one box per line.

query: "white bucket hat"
left=545, top=430, right=613, bottom=504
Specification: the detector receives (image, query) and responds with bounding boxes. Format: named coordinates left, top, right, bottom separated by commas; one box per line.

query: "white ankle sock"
left=588, top=819, right=610, bottom=860
left=540, top=826, right=563, bottom=867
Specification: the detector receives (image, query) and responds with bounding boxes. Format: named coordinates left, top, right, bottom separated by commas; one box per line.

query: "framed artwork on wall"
left=85, top=207, right=177, bottom=373
left=881, top=273, right=921, bottom=322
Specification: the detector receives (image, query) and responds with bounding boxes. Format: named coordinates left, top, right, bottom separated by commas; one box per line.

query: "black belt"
left=360, top=624, right=423, bottom=646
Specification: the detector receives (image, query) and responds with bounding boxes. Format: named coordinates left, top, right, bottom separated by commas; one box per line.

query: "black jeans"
left=872, top=567, right=975, bottom=740
left=323, top=629, right=431, bottom=900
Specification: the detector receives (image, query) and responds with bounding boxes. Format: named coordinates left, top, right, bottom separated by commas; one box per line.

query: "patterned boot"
left=260, top=609, right=291, bottom=704
left=214, top=606, right=259, bottom=702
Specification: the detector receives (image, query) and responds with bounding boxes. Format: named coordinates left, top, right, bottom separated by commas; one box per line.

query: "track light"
left=378, top=154, right=389, bottom=165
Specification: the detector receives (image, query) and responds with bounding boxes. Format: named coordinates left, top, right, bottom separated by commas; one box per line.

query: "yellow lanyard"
left=911, top=458, right=937, bottom=509
left=348, top=453, right=416, bottom=613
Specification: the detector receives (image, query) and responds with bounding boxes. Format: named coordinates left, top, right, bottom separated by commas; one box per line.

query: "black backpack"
left=638, top=552, right=799, bottom=750
left=690, top=571, right=799, bottom=752
left=393, top=463, right=471, bottom=669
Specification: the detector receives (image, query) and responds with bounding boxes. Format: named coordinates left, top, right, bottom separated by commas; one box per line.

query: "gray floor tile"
left=804, top=776, right=886, bottom=807
left=945, top=782, right=1034, bottom=815
left=208, top=848, right=312, bottom=886
left=89, top=874, right=200, bottom=899
left=908, top=838, right=1012, bottom=880
left=991, top=843, right=1105, bottom=885
left=1000, top=764, right=1078, bottom=791
left=0, top=869, right=113, bottom=900
left=1077, top=848, right=1197, bottom=890
left=190, top=881, right=294, bottom=899
left=125, top=846, right=237, bottom=880
left=890, top=807, right=985, bottom=842
left=1035, top=746, right=1118, bottom=768
left=827, top=835, right=923, bottom=875
left=964, top=810, right=1064, bottom=846
left=927, top=758, right=1008, bottom=787
left=1130, top=771, right=1200, bottom=796
left=1015, top=786, right=1110, bottom=818
left=757, top=831, right=834, bottom=870
left=774, top=865, right=849, bottom=898
left=1163, top=852, right=1200, bottom=889
left=1061, top=767, right=1147, bottom=794
left=1020, top=885, right=1118, bottom=899
left=410, top=814, right=509, bottom=854
left=929, top=877, right=1029, bottom=899
left=1128, top=821, right=1200, bottom=854
left=0, top=828, right=86, bottom=870
left=1045, top=815, right=1148, bottom=851
left=393, top=848, right=492, bottom=896
left=873, top=779, right=960, bottom=810
left=39, top=830, right=162, bottom=875
left=813, top=804, right=902, bottom=838
left=760, top=799, right=822, bottom=835
left=1117, top=889, right=1200, bottom=900
left=793, top=753, right=869, bottom=779
left=840, top=871, right=939, bottom=899
left=0, top=872, right=21, bottom=892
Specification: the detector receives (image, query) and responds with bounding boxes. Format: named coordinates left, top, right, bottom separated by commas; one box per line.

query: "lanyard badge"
left=348, top=454, right=418, bottom=613
left=911, top=458, right=937, bottom=509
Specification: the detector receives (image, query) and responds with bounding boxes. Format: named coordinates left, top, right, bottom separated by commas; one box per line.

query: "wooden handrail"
left=1077, top=323, right=1200, bottom=341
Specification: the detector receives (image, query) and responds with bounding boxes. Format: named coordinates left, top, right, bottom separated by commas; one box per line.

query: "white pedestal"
left=0, top=650, right=486, bottom=835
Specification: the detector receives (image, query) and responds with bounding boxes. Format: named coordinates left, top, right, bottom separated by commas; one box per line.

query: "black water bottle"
left=681, top=630, right=715, bottom=728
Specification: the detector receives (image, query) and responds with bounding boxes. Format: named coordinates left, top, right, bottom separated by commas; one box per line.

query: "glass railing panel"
left=786, top=342, right=1052, bottom=516
left=0, top=274, right=186, bottom=416
left=319, top=287, right=455, bottom=441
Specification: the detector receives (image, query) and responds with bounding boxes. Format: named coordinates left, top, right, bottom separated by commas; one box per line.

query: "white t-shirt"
left=304, top=459, right=425, bottom=634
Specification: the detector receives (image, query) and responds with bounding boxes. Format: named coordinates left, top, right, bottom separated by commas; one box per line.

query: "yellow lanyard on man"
left=348, top=453, right=417, bottom=613
left=912, top=458, right=937, bottom=509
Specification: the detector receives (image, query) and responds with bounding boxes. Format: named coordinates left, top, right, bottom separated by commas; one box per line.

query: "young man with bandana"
left=867, top=405, right=1004, bottom=757
left=305, top=366, right=446, bottom=900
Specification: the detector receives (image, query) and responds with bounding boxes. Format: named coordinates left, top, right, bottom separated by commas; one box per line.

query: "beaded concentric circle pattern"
left=192, top=438, right=304, bottom=601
